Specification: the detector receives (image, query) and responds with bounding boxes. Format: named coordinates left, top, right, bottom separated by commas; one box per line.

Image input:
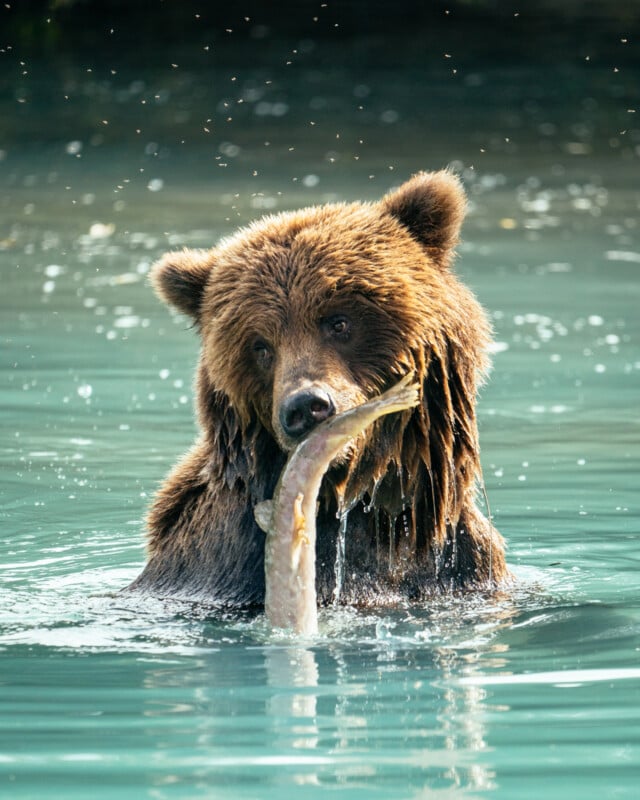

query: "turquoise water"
left=2, top=43, right=640, bottom=798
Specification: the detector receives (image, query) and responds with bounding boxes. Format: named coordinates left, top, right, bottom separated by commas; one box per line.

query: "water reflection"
left=46, top=598, right=514, bottom=796
left=265, top=647, right=320, bottom=781
left=254, top=602, right=521, bottom=794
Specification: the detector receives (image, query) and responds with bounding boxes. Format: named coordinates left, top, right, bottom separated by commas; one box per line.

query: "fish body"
left=255, top=374, right=420, bottom=635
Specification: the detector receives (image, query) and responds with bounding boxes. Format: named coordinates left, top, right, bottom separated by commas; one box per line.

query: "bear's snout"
left=279, top=388, right=335, bottom=440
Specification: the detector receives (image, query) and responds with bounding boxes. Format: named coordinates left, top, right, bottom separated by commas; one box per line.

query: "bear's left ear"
left=149, top=248, right=215, bottom=320
left=382, top=170, right=466, bottom=270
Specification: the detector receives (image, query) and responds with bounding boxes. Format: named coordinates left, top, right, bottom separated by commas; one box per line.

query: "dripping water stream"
left=332, top=510, right=348, bottom=605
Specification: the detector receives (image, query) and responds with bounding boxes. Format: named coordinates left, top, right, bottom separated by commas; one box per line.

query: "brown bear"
left=130, top=170, right=508, bottom=607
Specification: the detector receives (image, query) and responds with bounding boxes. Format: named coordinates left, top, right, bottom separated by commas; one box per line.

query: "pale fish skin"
left=254, top=374, right=420, bottom=636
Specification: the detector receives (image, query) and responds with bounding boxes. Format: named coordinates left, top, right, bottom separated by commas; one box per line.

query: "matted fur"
left=130, top=171, right=508, bottom=606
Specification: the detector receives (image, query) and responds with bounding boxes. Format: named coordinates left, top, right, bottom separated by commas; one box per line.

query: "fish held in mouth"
left=254, top=373, right=420, bottom=636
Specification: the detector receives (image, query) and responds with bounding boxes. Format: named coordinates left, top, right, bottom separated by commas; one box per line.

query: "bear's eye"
left=322, top=314, right=352, bottom=341
left=252, top=338, right=273, bottom=369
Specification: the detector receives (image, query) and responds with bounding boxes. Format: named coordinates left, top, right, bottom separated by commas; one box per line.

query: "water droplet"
left=380, top=109, right=399, bottom=124
left=219, top=142, right=240, bottom=157
left=113, top=316, right=140, bottom=329
left=65, top=140, right=83, bottom=155
left=88, top=222, right=115, bottom=239
left=488, top=341, right=509, bottom=354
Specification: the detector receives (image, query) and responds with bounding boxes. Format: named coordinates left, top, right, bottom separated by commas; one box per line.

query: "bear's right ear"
left=382, top=170, right=466, bottom=270
left=149, top=249, right=215, bottom=320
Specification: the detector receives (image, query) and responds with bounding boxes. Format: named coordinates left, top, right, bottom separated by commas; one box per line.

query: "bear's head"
left=150, top=171, right=491, bottom=540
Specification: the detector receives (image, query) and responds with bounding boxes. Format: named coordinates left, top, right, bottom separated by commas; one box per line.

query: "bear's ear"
left=382, top=170, right=466, bottom=269
left=149, top=248, right=215, bottom=320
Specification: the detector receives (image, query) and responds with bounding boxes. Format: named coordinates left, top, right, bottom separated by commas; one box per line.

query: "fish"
left=254, top=373, right=420, bottom=636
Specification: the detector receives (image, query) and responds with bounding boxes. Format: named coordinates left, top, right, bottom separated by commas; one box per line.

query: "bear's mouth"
left=279, top=431, right=361, bottom=461
left=276, top=410, right=371, bottom=460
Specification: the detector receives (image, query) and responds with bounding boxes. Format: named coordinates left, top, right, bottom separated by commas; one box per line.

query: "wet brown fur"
left=129, top=171, right=508, bottom=606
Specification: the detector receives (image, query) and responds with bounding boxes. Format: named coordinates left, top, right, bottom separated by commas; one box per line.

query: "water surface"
left=1, top=26, right=639, bottom=799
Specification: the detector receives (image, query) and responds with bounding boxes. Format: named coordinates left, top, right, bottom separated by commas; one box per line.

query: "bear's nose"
left=279, top=388, right=335, bottom=439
